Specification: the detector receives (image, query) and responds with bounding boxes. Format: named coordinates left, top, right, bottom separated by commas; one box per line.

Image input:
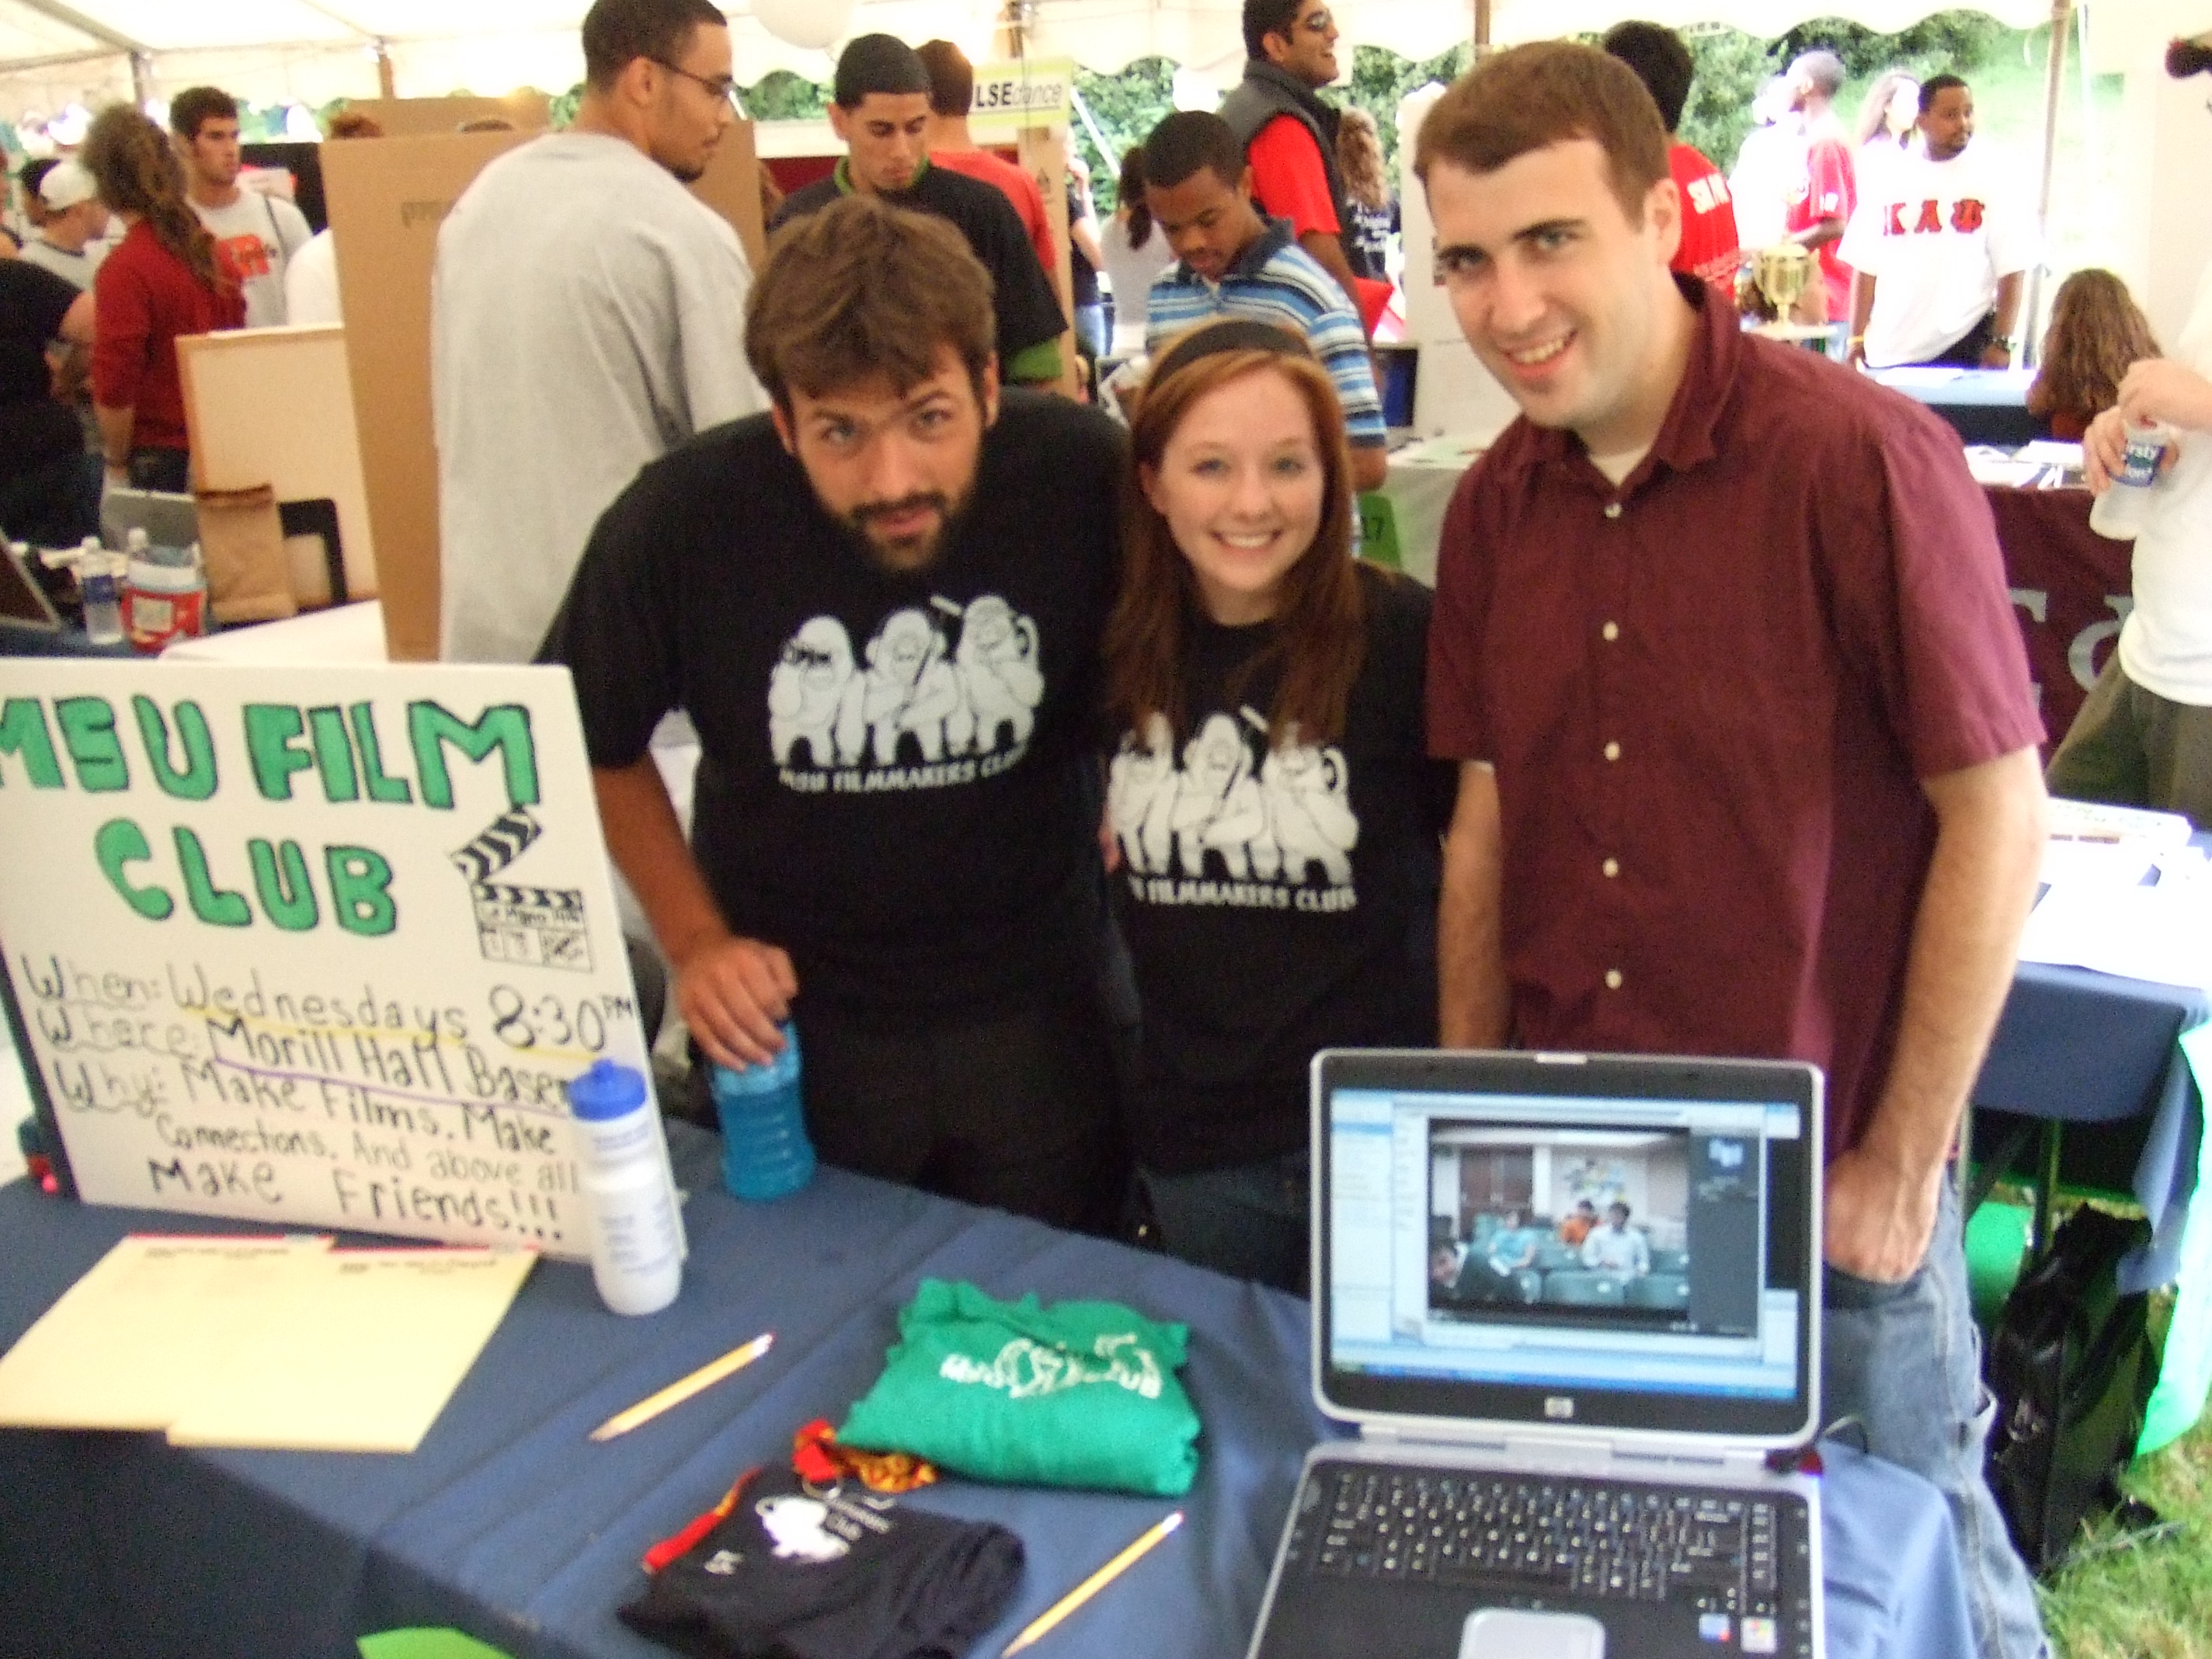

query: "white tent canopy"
left=0, top=0, right=2057, bottom=127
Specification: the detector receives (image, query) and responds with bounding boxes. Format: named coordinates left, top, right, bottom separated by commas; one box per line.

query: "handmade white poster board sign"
left=0, top=661, right=649, bottom=1262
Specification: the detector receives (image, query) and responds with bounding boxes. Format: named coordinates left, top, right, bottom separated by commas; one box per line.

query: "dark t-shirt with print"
left=541, top=390, right=1123, bottom=1017
left=774, top=165, right=1067, bottom=367
left=0, top=259, right=82, bottom=483
left=1105, top=562, right=1452, bottom=1171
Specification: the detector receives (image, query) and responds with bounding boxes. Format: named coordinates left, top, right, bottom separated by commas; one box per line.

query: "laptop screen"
left=1316, top=1050, right=1820, bottom=1443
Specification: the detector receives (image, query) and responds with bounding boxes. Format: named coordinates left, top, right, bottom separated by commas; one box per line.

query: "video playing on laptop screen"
left=1320, top=1057, right=1816, bottom=1438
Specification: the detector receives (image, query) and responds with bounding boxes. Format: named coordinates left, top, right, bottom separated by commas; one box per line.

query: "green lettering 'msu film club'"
left=0, top=694, right=541, bottom=937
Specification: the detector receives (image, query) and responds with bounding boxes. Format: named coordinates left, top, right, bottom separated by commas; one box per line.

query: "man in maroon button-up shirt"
left=1417, top=43, right=2049, bottom=1659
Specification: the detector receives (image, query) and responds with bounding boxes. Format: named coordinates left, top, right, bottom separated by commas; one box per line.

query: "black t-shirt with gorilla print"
left=1103, top=562, right=1456, bottom=1173
left=541, top=390, right=1123, bottom=1017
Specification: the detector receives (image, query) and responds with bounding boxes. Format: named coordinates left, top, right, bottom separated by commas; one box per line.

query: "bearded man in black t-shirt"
left=539, top=196, right=1126, bottom=1230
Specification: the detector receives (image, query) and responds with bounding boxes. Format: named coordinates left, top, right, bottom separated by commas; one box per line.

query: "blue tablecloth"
left=1977, top=956, right=2210, bottom=1290
left=0, top=1128, right=1971, bottom=1659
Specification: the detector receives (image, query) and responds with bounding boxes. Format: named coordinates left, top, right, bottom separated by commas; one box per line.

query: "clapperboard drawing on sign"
left=453, top=806, right=593, bottom=972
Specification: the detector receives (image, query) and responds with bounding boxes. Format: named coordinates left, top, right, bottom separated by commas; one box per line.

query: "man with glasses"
left=1219, top=0, right=1380, bottom=329
left=433, top=0, right=763, bottom=666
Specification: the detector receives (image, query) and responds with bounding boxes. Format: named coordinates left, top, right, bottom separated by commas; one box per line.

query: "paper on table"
left=168, top=1247, right=536, bottom=1452
left=0, top=1234, right=329, bottom=1431
left=0, top=1235, right=534, bottom=1452
left=2019, top=878, right=2212, bottom=992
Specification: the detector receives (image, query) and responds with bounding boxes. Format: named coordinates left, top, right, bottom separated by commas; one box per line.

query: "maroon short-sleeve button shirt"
left=1427, top=280, right=2043, bottom=1160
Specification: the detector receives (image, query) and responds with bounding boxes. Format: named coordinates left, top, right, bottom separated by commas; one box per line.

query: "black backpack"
left=1982, top=1204, right=2160, bottom=1572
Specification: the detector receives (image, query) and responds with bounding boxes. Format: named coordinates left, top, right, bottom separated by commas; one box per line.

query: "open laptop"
left=0, top=542, right=64, bottom=631
left=1249, top=1049, right=1824, bottom=1659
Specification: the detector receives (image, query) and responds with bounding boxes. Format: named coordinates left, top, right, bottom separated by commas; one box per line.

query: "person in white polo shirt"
left=1842, top=73, right=2037, bottom=370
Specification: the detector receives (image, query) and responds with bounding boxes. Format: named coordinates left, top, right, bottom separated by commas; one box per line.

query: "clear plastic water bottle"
left=710, top=1023, right=816, bottom=1201
left=565, top=1059, right=683, bottom=1316
left=78, top=540, right=123, bottom=645
left=2089, top=419, right=2173, bottom=541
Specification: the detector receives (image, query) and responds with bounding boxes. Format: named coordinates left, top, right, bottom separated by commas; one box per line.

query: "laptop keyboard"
left=1290, top=1463, right=1813, bottom=1633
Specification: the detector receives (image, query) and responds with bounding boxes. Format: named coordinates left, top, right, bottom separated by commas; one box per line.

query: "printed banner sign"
left=967, top=57, right=1073, bottom=134
left=0, top=662, right=650, bottom=1261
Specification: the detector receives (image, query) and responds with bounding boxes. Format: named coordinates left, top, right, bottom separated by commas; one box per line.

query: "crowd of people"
left=6, top=5, right=2212, bottom=1655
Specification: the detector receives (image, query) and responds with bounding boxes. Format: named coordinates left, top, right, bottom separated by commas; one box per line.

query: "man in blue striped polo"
left=1141, top=110, right=1388, bottom=492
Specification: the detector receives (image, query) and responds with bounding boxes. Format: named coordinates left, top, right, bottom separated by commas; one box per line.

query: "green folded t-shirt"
left=839, top=1279, right=1201, bottom=1497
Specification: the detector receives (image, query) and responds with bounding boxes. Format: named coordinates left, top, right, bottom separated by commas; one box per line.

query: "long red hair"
left=1104, top=329, right=1365, bottom=750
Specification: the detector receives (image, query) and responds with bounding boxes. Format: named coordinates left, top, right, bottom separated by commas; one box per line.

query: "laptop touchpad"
left=1459, top=1608, right=1605, bottom=1659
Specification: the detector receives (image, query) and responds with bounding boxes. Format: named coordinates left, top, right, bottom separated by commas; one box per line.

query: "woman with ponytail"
left=80, top=104, right=244, bottom=493
left=1099, top=145, right=1176, bottom=358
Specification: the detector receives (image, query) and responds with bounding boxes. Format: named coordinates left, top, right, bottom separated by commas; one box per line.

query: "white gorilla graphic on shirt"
left=1108, top=713, right=1180, bottom=874
left=859, top=607, right=962, bottom=764
left=949, top=594, right=1044, bottom=755
left=1109, top=705, right=1360, bottom=889
left=756, top=1493, right=850, bottom=1563
left=770, top=595, right=1046, bottom=777
left=1261, top=725, right=1358, bottom=887
left=767, top=617, right=862, bottom=768
left=1172, top=712, right=1270, bottom=880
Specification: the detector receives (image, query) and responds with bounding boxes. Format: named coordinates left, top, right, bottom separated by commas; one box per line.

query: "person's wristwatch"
left=1990, top=334, right=2016, bottom=354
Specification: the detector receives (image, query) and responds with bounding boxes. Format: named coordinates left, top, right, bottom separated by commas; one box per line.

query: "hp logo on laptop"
left=1545, top=1396, right=1575, bottom=1419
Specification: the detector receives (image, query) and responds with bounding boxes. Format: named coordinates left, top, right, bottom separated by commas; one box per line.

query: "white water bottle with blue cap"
left=709, top=1022, right=816, bottom=1200
left=566, top=1059, right=683, bottom=1315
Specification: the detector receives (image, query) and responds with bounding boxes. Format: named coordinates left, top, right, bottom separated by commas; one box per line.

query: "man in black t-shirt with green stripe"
left=771, top=35, right=1067, bottom=389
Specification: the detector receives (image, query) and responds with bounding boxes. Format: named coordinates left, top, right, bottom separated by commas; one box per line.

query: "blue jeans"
left=1141, top=1149, right=1309, bottom=1294
left=1073, top=302, right=1108, bottom=361
left=1822, top=1179, right=2047, bottom=1659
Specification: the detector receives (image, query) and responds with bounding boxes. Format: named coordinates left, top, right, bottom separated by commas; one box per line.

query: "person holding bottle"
left=2047, top=254, right=2212, bottom=826
left=1101, top=318, right=1451, bottom=1291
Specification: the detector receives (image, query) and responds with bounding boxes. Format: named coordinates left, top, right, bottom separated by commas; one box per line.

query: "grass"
left=2041, top=1400, right=2212, bottom=1659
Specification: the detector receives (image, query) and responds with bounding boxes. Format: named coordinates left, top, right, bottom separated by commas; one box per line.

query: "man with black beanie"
left=773, top=33, right=1067, bottom=388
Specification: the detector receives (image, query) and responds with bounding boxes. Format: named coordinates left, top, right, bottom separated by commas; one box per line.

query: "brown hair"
left=325, top=110, right=385, bottom=140
left=745, top=195, right=996, bottom=411
left=2030, top=270, right=2160, bottom=430
left=915, top=39, right=973, bottom=119
left=168, top=85, right=238, bottom=141
left=1337, top=107, right=1389, bottom=212
left=79, top=104, right=229, bottom=295
left=1105, top=327, right=1365, bottom=751
left=1414, top=40, right=1669, bottom=221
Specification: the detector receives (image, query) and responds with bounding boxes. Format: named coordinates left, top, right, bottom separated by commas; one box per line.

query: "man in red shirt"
left=1601, top=21, right=1740, bottom=297
left=1782, top=48, right=1855, bottom=321
left=914, top=40, right=1058, bottom=287
left=1217, top=0, right=1383, bottom=330
left=1417, top=43, right=2048, bottom=1659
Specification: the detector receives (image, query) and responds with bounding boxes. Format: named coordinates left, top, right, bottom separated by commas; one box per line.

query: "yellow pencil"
left=589, top=1332, right=774, bottom=1442
left=1002, top=1510, right=1184, bottom=1656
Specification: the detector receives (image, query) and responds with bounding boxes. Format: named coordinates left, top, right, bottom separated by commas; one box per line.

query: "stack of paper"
left=2023, top=801, right=2212, bottom=991
left=0, top=1236, right=534, bottom=1452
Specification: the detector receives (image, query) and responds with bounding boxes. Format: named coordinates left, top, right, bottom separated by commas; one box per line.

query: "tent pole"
left=1473, top=0, right=1491, bottom=53
left=131, top=50, right=153, bottom=107
left=2021, top=0, right=2075, bottom=368
left=376, top=40, right=396, bottom=99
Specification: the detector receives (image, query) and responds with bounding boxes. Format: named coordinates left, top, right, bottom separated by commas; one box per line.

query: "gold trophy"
left=1751, top=244, right=1810, bottom=329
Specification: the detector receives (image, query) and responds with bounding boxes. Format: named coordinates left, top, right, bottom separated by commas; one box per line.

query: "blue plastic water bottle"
left=709, top=1023, right=816, bottom=1200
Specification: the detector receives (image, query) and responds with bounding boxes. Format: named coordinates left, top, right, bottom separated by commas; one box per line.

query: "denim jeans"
left=1821, top=1179, right=2048, bottom=1659
left=1141, top=1148, right=1310, bottom=1295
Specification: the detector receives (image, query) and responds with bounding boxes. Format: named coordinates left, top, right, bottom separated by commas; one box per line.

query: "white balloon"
left=751, top=0, right=858, bottom=52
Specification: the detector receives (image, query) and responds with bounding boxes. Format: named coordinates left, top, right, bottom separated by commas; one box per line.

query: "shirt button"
left=1602, top=857, right=1619, bottom=878
left=1602, top=621, right=1619, bottom=642
left=1604, top=741, right=1622, bottom=762
left=1605, top=969, right=1624, bottom=989
left=1603, top=503, right=1623, bottom=520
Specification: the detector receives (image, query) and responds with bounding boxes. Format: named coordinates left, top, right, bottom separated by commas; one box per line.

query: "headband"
left=1147, top=318, right=1314, bottom=388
